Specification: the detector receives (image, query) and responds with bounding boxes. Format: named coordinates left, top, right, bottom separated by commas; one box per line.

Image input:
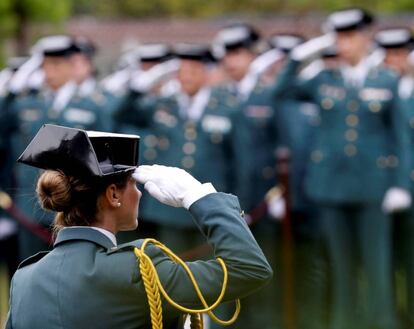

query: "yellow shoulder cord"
left=134, top=238, right=241, bottom=329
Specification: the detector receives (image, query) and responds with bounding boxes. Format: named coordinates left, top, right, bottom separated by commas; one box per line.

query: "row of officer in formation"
left=1, top=7, right=414, bottom=329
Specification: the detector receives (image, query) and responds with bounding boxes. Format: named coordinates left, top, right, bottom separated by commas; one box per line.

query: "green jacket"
left=6, top=193, right=272, bottom=329
left=231, top=80, right=280, bottom=211
left=401, top=86, right=414, bottom=194
left=277, top=59, right=410, bottom=204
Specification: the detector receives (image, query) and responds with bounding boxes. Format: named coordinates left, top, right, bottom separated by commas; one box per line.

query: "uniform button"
left=345, top=129, right=358, bottom=142
left=158, top=137, right=170, bottom=150
left=368, top=101, right=381, bottom=113
left=344, top=144, right=357, bottom=157
left=183, top=142, right=196, bottom=155
left=321, top=98, right=334, bottom=110
left=376, top=156, right=387, bottom=168
left=182, top=156, right=195, bottom=169
left=144, top=149, right=157, bottom=161
left=387, top=155, right=399, bottom=168
left=144, top=135, right=158, bottom=148
left=185, top=121, right=196, bottom=129
left=262, top=166, right=275, bottom=179
left=311, top=150, right=323, bottom=163
left=346, top=114, right=359, bottom=127
left=347, top=100, right=359, bottom=112
left=210, top=133, right=223, bottom=144
left=185, top=129, right=197, bottom=140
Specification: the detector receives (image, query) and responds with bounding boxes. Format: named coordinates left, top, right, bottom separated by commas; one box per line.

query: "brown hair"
left=36, top=170, right=129, bottom=233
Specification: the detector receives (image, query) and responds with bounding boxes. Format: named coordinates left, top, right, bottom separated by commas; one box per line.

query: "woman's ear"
left=105, top=184, right=121, bottom=208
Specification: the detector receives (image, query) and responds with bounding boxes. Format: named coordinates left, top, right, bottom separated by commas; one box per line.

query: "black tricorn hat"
left=326, top=8, right=374, bottom=32
left=17, top=124, right=140, bottom=178
left=374, top=28, right=414, bottom=50
left=173, top=43, right=216, bottom=63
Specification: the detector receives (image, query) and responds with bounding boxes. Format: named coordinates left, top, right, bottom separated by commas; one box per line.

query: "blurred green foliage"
left=0, top=0, right=71, bottom=65
left=71, top=0, right=414, bottom=17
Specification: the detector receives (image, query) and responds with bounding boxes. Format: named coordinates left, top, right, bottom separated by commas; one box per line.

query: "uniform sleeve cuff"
left=183, top=183, right=217, bottom=209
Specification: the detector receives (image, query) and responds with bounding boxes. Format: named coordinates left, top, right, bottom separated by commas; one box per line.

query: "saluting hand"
left=133, top=165, right=216, bottom=209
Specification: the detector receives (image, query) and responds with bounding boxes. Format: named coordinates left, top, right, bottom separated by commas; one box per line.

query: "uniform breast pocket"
left=359, top=88, right=393, bottom=114
left=64, top=108, right=97, bottom=126
left=202, top=115, right=232, bottom=145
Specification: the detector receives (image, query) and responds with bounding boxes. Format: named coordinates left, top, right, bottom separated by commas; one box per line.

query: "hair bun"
left=36, top=170, right=72, bottom=212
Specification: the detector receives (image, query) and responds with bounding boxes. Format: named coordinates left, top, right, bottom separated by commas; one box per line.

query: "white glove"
left=133, top=165, right=216, bottom=209
left=267, top=195, right=286, bottom=221
left=291, top=33, right=336, bottom=62
left=249, top=48, right=284, bottom=76
left=130, top=59, right=179, bottom=93
left=8, top=53, right=43, bottom=94
left=382, top=187, right=412, bottom=214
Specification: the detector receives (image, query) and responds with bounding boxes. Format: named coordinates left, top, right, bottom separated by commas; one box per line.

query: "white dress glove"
left=291, top=33, right=336, bottom=62
left=130, top=59, right=179, bottom=93
left=267, top=195, right=286, bottom=221
left=382, top=187, right=412, bottom=214
left=8, top=53, right=43, bottom=94
left=133, top=165, right=216, bottom=209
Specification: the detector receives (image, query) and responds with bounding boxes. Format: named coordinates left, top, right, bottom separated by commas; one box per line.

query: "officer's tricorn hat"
left=268, top=33, right=306, bottom=53
left=34, top=35, right=79, bottom=57
left=137, top=43, right=172, bottom=63
left=326, top=8, right=374, bottom=32
left=173, top=43, right=216, bottom=63
left=215, top=23, right=260, bottom=51
left=374, top=28, right=414, bottom=50
left=17, top=124, right=140, bottom=178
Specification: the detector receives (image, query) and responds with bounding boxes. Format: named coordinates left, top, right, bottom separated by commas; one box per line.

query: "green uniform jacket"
left=277, top=59, right=410, bottom=204
left=401, top=86, right=414, bottom=194
left=231, top=80, right=280, bottom=212
left=113, top=89, right=249, bottom=227
left=6, top=193, right=273, bottom=329
left=0, top=93, right=19, bottom=192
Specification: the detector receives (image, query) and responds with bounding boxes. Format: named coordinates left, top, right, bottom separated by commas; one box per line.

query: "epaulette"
left=107, top=239, right=144, bottom=254
left=18, top=251, right=49, bottom=269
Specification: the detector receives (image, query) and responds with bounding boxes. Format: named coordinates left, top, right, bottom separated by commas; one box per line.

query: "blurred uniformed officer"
left=11, top=35, right=107, bottom=260
left=0, top=66, right=20, bottom=279
left=376, top=27, right=414, bottom=328
left=212, top=23, right=286, bottom=329
left=114, top=43, right=248, bottom=253
left=71, top=36, right=116, bottom=131
left=276, top=8, right=411, bottom=329
left=111, top=43, right=176, bottom=243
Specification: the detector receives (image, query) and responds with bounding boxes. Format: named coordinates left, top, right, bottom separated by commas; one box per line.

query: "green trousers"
left=320, top=204, right=396, bottom=329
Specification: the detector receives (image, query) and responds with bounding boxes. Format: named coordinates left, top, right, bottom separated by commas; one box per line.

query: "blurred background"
left=1, top=1, right=414, bottom=329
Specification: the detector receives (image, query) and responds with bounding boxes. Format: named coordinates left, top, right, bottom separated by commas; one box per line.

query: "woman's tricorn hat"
left=18, top=124, right=140, bottom=178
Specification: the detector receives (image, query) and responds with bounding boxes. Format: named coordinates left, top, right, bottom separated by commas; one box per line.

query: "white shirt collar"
left=177, top=87, right=211, bottom=122
left=67, top=226, right=117, bottom=246
left=340, top=56, right=372, bottom=88
left=90, top=227, right=117, bottom=246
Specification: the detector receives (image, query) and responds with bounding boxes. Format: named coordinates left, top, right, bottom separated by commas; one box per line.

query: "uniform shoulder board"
left=18, top=251, right=49, bottom=269
left=107, top=239, right=144, bottom=254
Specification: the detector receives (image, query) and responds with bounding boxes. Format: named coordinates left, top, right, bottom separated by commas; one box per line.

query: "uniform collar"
left=54, top=227, right=116, bottom=250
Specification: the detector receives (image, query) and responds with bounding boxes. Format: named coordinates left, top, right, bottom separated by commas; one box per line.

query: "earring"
left=116, top=202, right=121, bottom=207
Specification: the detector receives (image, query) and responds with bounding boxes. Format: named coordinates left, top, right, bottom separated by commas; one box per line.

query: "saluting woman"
left=5, top=124, right=272, bottom=329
